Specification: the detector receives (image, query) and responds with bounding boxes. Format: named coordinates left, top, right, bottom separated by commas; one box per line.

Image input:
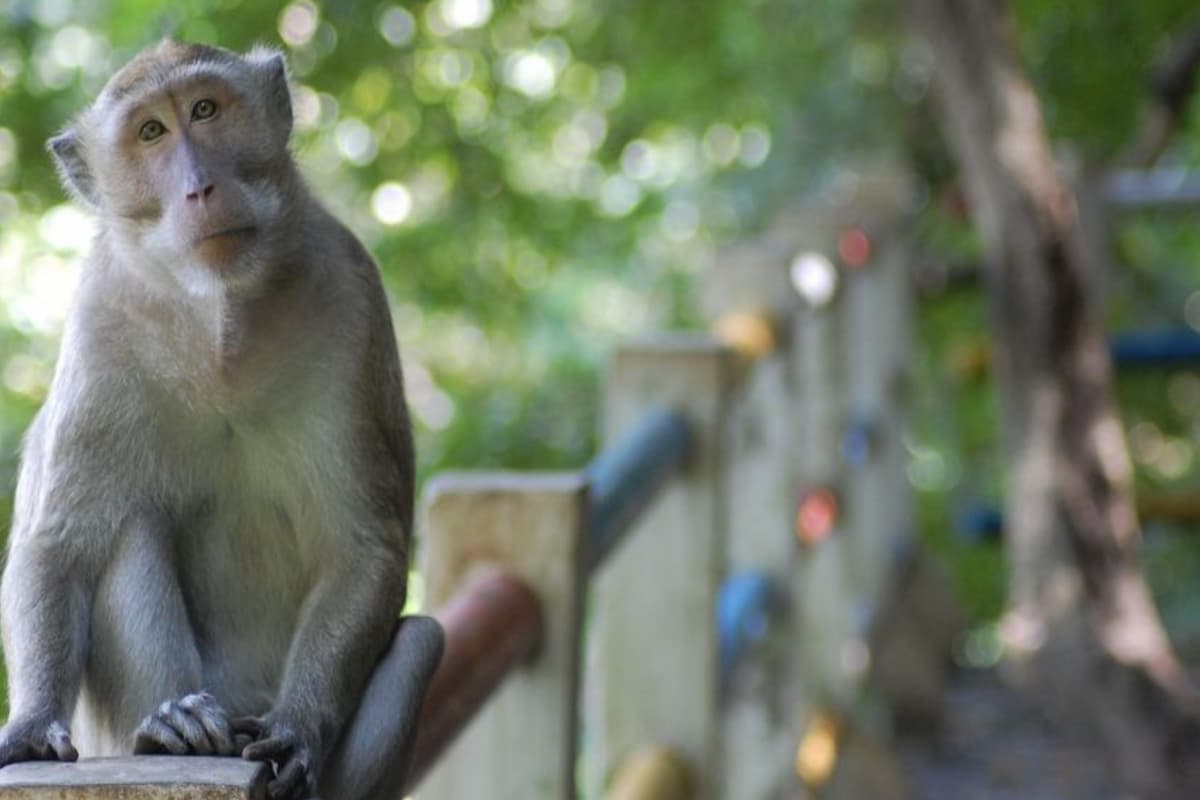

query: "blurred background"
left=5, top=0, right=1200, bottom=795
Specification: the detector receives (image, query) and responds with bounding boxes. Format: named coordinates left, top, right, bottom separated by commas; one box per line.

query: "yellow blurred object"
left=608, top=747, right=692, bottom=800
left=713, top=310, right=777, bottom=360
left=795, top=710, right=841, bottom=788
left=947, top=340, right=991, bottom=381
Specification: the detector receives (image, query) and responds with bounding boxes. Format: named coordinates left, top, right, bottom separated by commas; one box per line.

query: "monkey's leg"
left=317, top=616, right=444, bottom=800
left=83, top=520, right=237, bottom=756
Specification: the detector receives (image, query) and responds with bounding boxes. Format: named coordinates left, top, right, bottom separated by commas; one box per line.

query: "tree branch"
left=1122, top=21, right=1200, bottom=166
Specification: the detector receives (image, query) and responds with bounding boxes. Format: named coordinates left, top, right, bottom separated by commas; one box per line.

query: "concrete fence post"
left=416, top=472, right=588, bottom=800
left=583, top=335, right=735, bottom=799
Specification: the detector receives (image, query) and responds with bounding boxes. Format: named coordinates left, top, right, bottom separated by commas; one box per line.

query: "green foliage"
left=4, top=0, right=1200, bottom=646
left=0, top=0, right=881, bottom=503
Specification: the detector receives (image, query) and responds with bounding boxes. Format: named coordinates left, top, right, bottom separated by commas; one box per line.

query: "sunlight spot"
left=1129, top=421, right=1163, bottom=466
left=33, top=0, right=72, bottom=27
left=279, top=1, right=320, bottom=48
left=738, top=124, right=771, bottom=167
left=596, top=175, right=641, bottom=217
left=39, top=204, right=94, bottom=253
left=50, top=25, right=99, bottom=71
left=403, top=358, right=456, bottom=431
left=334, top=118, right=378, bottom=166
left=292, top=85, right=322, bottom=129
left=352, top=70, right=391, bottom=114
left=1155, top=438, right=1192, bottom=480
left=789, top=252, right=837, bottom=308
left=553, top=121, right=595, bottom=166
left=702, top=123, right=740, bottom=168
left=3, top=354, right=51, bottom=400
left=1168, top=373, right=1200, bottom=415
left=661, top=200, right=699, bottom=242
left=0, top=127, right=15, bottom=173
left=620, top=139, right=658, bottom=182
left=438, top=0, right=493, bottom=31
left=379, top=6, right=416, bottom=47
left=371, top=182, right=413, bottom=226
left=596, top=65, right=626, bottom=108
left=0, top=49, right=22, bottom=91
left=1185, top=291, right=1200, bottom=331
left=956, top=623, right=1002, bottom=668
left=581, top=282, right=649, bottom=333
left=14, top=253, right=77, bottom=335
left=453, top=87, right=490, bottom=133
left=533, top=0, right=573, bottom=28
left=504, top=50, right=557, bottom=98
left=433, top=50, right=473, bottom=87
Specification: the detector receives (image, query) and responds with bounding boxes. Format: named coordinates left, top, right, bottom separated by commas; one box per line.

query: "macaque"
left=0, top=40, right=443, bottom=800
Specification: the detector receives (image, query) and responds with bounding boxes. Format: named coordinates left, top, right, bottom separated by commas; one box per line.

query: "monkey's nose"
left=186, top=183, right=215, bottom=203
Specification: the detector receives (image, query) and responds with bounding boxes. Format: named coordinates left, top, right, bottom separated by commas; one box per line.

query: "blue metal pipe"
left=717, top=571, right=779, bottom=689
left=1110, top=329, right=1200, bottom=367
left=583, top=408, right=693, bottom=574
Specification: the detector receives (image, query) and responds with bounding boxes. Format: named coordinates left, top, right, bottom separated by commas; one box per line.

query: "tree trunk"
left=906, top=0, right=1200, bottom=794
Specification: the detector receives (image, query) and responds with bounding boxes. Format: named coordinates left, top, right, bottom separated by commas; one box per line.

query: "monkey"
left=0, top=40, right=444, bottom=800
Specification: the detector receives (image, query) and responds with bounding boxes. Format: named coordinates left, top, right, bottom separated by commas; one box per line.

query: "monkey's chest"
left=173, top=407, right=354, bottom=707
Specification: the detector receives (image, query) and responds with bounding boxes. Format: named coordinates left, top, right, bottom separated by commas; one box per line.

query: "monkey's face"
left=49, top=42, right=296, bottom=295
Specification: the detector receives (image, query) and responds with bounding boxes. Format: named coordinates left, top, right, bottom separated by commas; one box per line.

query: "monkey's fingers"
left=230, top=716, right=266, bottom=740
left=45, top=722, right=77, bottom=762
left=133, top=716, right=190, bottom=755
left=237, top=722, right=317, bottom=800
left=241, top=731, right=293, bottom=763
left=179, top=693, right=237, bottom=755
left=0, top=740, right=35, bottom=768
left=158, top=699, right=215, bottom=755
left=268, top=758, right=312, bottom=800
left=0, top=720, right=78, bottom=767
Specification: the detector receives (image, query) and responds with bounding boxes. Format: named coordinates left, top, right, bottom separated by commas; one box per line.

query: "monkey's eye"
left=138, top=119, right=166, bottom=142
left=191, top=99, right=218, bottom=121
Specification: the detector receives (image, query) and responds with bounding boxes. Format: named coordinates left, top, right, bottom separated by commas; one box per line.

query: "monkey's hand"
left=0, top=715, right=78, bottom=768
left=234, top=713, right=320, bottom=800
left=133, top=692, right=242, bottom=756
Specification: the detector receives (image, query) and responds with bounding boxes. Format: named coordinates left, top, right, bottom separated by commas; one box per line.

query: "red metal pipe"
left=404, top=566, right=545, bottom=791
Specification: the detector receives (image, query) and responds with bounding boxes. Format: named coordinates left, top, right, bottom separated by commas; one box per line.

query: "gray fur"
left=1, top=41, right=442, bottom=800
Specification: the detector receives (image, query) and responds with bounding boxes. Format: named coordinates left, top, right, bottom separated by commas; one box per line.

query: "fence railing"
left=0, top=176, right=933, bottom=800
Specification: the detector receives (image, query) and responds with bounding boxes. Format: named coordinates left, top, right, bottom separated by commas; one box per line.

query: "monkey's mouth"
left=196, top=226, right=257, bottom=245
left=193, top=226, right=257, bottom=266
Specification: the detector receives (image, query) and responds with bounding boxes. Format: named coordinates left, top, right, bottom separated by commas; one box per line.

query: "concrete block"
left=0, top=757, right=268, bottom=799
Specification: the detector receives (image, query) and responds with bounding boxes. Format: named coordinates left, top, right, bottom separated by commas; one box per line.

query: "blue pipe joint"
left=717, top=570, right=780, bottom=689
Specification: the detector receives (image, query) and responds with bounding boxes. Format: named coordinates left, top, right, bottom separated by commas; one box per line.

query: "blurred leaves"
left=0, top=0, right=894, bottom=519
left=5, top=0, right=1200, bottom=629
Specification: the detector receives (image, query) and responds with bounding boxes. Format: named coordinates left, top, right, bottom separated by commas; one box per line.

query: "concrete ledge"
left=0, top=757, right=268, bottom=799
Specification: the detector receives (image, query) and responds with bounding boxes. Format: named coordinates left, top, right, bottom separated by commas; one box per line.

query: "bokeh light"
left=837, top=226, right=871, bottom=268
left=378, top=6, right=416, bottom=47
left=795, top=487, right=839, bottom=546
left=790, top=252, right=838, bottom=308
left=371, top=182, right=413, bottom=226
left=278, top=1, right=319, bottom=48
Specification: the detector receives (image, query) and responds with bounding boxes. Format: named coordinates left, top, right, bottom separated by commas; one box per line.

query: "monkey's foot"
left=235, top=715, right=319, bottom=800
left=133, top=692, right=241, bottom=756
left=0, top=716, right=78, bottom=767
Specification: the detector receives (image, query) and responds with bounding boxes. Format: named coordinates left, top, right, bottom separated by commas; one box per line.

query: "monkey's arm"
left=238, top=244, right=421, bottom=800
left=240, top=545, right=407, bottom=798
left=0, top=539, right=88, bottom=766
left=0, top=415, right=94, bottom=766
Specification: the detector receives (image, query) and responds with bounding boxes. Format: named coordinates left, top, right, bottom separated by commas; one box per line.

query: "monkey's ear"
left=247, top=47, right=293, bottom=142
left=47, top=129, right=98, bottom=209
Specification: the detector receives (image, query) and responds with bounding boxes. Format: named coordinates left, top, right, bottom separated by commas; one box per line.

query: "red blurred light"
left=838, top=227, right=871, bottom=268
left=796, top=487, right=839, bottom=546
